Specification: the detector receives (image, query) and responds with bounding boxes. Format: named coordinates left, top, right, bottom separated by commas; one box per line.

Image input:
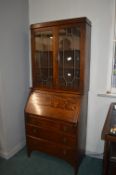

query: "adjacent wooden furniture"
left=25, top=17, right=91, bottom=173
left=101, top=103, right=116, bottom=175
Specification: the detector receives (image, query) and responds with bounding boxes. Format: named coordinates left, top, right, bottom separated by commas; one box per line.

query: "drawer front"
left=26, top=124, right=76, bottom=147
left=27, top=136, right=76, bottom=164
left=25, top=114, right=77, bottom=135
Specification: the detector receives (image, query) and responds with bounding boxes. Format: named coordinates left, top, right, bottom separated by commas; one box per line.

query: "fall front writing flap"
left=25, top=90, right=81, bottom=124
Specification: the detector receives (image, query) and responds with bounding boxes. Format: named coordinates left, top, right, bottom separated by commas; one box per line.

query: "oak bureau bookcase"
left=25, top=17, right=91, bottom=173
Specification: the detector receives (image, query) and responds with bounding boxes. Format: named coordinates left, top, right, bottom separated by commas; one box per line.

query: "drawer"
left=25, top=114, right=77, bottom=135
left=27, top=136, right=76, bottom=164
left=26, top=124, right=76, bottom=147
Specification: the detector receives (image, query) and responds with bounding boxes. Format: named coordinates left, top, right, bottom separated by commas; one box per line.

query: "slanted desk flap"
left=102, top=103, right=116, bottom=140
left=25, top=90, right=81, bottom=124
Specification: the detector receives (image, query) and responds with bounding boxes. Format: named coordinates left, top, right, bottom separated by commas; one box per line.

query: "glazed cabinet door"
left=57, top=25, right=81, bottom=91
left=31, top=28, right=54, bottom=88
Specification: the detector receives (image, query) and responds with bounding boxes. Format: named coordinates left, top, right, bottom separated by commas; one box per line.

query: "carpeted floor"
left=0, top=148, right=102, bottom=175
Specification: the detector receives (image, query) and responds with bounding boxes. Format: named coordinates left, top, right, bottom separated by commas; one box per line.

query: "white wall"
left=0, top=0, right=29, bottom=158
left=29, top=0, right=115, bottom=156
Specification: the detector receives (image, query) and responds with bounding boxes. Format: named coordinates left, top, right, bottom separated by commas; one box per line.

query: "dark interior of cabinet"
left=35, top=50, right=80, bottom=89
left=35, top=51, right=53, bottom=88
left=58, top=50, right=80, bottom=89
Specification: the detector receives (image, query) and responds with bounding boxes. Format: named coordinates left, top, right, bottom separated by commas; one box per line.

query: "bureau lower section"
left=24, top=90, right=87, bottom=173
left=27, top=136, right=76, bottom=165
left=25, top=114, right=78, bottom=166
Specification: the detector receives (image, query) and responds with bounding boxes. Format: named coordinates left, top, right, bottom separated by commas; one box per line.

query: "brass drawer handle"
left=32, top=128, right=37, bottom=133
left=63, top=138, right=67, bottom=144
left=63, top=150, right=67, bottom=155
left=63, top=126, right=68, bottom=132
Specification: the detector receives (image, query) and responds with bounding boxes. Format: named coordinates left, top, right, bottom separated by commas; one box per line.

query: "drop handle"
left=63, top=150, right=67, bottom=155
left=63, top=138, right=67, bottom=144
left=32, top=128, right=37, bottom=133
left=63, top=126, right=67, bottom=132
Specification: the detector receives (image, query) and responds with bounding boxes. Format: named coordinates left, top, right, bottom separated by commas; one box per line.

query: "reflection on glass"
left=35, top=31, right=53, bottom=88
left=58, top=26, right=80, bottom=90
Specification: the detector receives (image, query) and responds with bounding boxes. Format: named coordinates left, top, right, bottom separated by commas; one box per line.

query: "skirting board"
left=86, top=150, right=103, bottom=159
left=0, top=140, right=26, bottom=159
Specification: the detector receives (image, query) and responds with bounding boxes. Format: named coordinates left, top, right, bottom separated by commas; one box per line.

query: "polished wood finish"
left=30, top=17, right=91, bottom=28
left=25, top=90, right=80, bottom=165
left=25, top=17, right=91, bottom=174
left=101, top=103, right=116, bottom=175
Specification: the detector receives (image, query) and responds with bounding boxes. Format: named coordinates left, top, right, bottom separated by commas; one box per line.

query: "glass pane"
left=34, top=31, right=53, bottom=88
left=58, top=26, right=80, bottom=90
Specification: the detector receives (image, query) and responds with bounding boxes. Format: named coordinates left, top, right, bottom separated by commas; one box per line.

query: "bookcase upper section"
left=30, top=17, right=91, bottom=94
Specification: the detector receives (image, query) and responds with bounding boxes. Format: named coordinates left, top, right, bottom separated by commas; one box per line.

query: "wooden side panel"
left=76, top=94, right=88, bottom=166
left=80, top=21, right=91, bottom=94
